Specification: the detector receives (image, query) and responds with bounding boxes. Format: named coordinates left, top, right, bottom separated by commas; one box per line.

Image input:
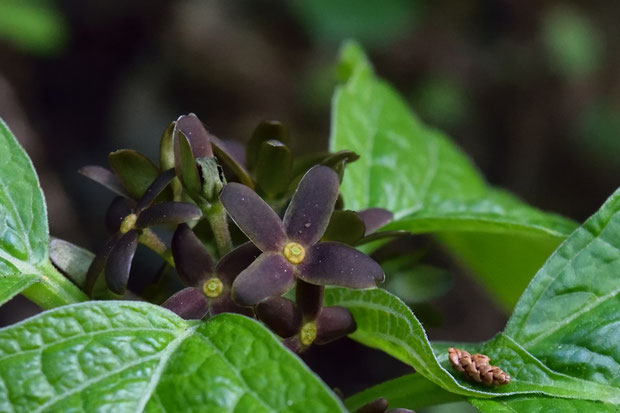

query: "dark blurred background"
left=0, top=0, right=618, bottom=410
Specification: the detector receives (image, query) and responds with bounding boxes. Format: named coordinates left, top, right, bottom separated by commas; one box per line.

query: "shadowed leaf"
left=108, top=149, right=160, bottom=199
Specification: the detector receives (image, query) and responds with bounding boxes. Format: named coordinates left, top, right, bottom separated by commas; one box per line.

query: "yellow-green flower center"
left=120, top=213, right=137, bottom=234
left=300, top=322, right=317, bottom=346
left=283, top=242, right=305, bottom=264
left=202, top=277, right=224, bottom=298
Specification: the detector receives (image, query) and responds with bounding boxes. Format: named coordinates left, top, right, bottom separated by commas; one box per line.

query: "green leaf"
left=108, top=149, right=160, bottom=199
left=0, top=0, right=68, bottom=56
left=382, top=261, right=452, bottom=304
left=346, top=373, right=462, bottom=411
left=255, top=140, right=292, bottom=197
left=0, top=273, right=37, bottom=306
left=324, top=288, right=503, bottom=399
left=329, top=42, right=577, bottom=309
left=0, top=301, right=345, bottom=412
left=326, top=287, right=619, bottom=402
left=49, top=238, right=94, bottom=289
left=470, top=395, right=617, bottom=412
left=504, top=187, right=620, bottom=398
left=291, top=0, right=417, bottom=46
left=0, top=118, right=86, bottom=307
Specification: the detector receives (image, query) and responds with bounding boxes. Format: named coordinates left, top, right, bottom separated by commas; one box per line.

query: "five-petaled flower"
left=86, top=169, right=202, bottom=295
left=219, top=165, right=385, bottom=307
left=161, top=224, right=260, bottom=319
left=256, top=280, right=356, bottom=352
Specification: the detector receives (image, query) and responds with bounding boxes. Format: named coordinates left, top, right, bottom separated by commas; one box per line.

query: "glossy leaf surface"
left=325, top=287, right=619, bottom=402
left=0, top=301, right=345, bottom=412
left=0, top=118, right=86, bottom=307
left=329, top=42, right=577, bottom=308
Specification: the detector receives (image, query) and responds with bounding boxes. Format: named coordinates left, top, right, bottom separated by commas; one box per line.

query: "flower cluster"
left=81, top=113, right=392, bottom=352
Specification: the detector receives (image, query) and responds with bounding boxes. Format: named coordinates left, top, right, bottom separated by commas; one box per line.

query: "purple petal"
left=136, top=202, right=201, bottom=228
left=171, top=224, right=214, bottom=287
left=297, top=242, right=384, bottom=288
left=79, top=165, right=131, bottom=198
left=85, top=233, right=121, bottom=295
left=210, top=294, right=254, bottom=317
left=161, top=287, right=209, bottom=320
left=282, top=337, right=302, bottom=354
left=135, top=169, right=176, bottom=212
left=220, top=183, right=286, bottom=252
left=231, top=253, right=295, bottom=306
left=105, top=197, right=133, bottom=233
left=283, top=165, right=339, bottom=247
left=105, top=229, right=139, bottom=294
left=256, top=296, right=302, bottom=338
left=358, top=208, right=394, bottom=236
left=174, top=113, right=213, bottom=158
left=296, top=280, right=324, bottom=321
left=215, top=242, right=261, bottom=286
left=315, top=306, right=356, bottom=345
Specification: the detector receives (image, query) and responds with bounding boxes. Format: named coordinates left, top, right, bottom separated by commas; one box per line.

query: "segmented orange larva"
left=448, top=347, right=511, bottom=386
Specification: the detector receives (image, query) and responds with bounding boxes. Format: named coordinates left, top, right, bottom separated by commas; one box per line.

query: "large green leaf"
left=0, top=301, right=345, bottom=412
left=470, top=395, right=617, bottom=412
left=0, top=118, right=86, bottom=307
left=326, top=287, right=619, bottom=403
left=503, top=187, right=620, bottom=395
left=329, top=42, right=577, bottom=309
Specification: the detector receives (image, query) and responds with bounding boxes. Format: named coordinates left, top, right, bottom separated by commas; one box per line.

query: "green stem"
left=140, top=228, right=175, bottom=267
left=202, top=202, right=233, bottom=257
left=22, top=261, right=88, bottom=309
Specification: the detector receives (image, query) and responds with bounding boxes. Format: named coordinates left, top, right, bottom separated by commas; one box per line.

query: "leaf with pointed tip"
left=470, top=395, right=617, bottom=412
left=0, top=301, right=345, bottom=412
left=0, top=118, right=87, bottom=307
left=330, top=42, right=578, bottom=309
left=49, top=238, right=94, bottom=289
left=325, top=287, right=619, bottom=402
left=502, top=187, right=620, bottom=400
left=108, top=149, right=160, bottom=199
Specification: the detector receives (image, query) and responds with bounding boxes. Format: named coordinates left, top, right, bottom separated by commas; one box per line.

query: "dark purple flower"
left=86, top=169, right=202, bottom=295
left=256, top=280, right=356, bottom=352
left=161, top=224, right=260, bottom=319
left=219, top=165, right=385, bottom=307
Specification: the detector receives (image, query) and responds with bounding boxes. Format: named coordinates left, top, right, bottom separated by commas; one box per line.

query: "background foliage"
left=0, top=1, right=618, bottom=412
